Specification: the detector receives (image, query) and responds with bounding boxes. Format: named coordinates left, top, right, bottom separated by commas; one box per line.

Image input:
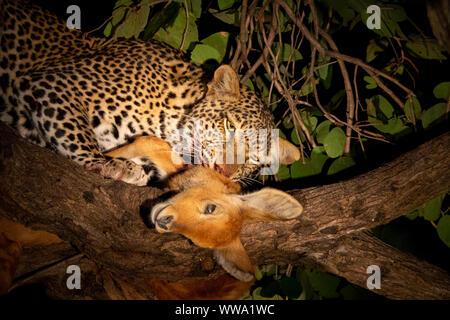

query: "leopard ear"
left=207, top=65, right=240, bottom=100
left=279, top=138, right=300, bottom=164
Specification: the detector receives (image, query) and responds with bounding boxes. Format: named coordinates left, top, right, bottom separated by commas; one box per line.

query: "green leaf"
left=255, top=267, right=263, bottom=281
left=323, top=127, right=346, bottom=158
left=406, top=36, right=446, bottom=60
left=154, top=8, right=198, bottom=51
left=112, top=5, right=128, bottom=26
left=261, top=265, right=276, bottom=277
left=201, top=32, right=229, bottom=63
left=422, top=102, right=446, bottom=129
left=290, top=147, right=328, bottom=179
left=360, top=3, right=406, bottom=38
left=437, top=215, right=450, bottom=247
left=114, top=4, right=150, bottom=38
left=277, top=164, right=291, bottom=181
left=290, top=128, right=301, bottom=145
left=190, top=0, right=202, bottom=18
left=321, top=64, right=333, bottom=90
left=298, top=81, right=313, bottom=97
left=244, top=78, right=254, bottom=90
left=279, top=277, right=302, bottom=299
left=327, top=156, right=355, bottom=175
left=315, top=120, right=332, bottom=144
left=366, top=39, right=386, bottom=63
left=405, top=209, right=419, bottom=220
left=191, top=44, right=221, bottom=64
left=318, top=64, right=329, bottom=81
left=319, top=0, right=355, bottom=25
left=283, top=115, right=294, bottom=129
left=290, top=113, right=317, bottom=144
left=304, top=114, right=318, bottom=132
left=251, top=287, right=263, bottom=300
left=379, top=118, right=408, bottom=135
left=114, top=0, right=133, bottom=9
left=433, top=82, right=450, bottom=100
left=274, top=43, right=303, bottom=62
left=373, top=95, right=394, bottom=119
left=104, top=21, right=113, bottom=37
left=387, top=4, right=408, bottom=22
left=364, top=76, right=377, bottom=89
left=367, top=95, right=409, bottom=135
left=142, top=2, right=180, bottom=41
left=218, top=0, right=234, bottom=10
left=133, top=4, right=151, bottom=34
left=296, top=269, right=314, bottom=300
left=209, top=8, right=239, bottom=25
left=296, top=290, right=307, bottom=300
left=423, top=195, right=444, bottom=221
left=307, top=270, right=340, bottom=299
left=405, top=96, right=422, bottom=123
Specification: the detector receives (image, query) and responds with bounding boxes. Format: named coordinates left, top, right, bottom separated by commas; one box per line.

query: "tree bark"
left=0, top=122, right=449, bottom=299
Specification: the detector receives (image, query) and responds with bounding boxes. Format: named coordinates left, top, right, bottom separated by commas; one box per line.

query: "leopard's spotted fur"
left=0, top=0, right=280, bottom=186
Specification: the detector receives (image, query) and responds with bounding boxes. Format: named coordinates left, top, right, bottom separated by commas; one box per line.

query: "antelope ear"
left=207, top=65, right=240, bottom=100
left=238, top=188, right=303, bottom=220
left=213, top=237, right=255, bottom=282
left=279, top=138, right=300, bottom=164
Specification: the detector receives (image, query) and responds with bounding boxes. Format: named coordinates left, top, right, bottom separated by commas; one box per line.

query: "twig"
left=278, top=0, right=415, bottom=98
left=315, top=25, right=356, bottom=154
left=179, top=0, right=189, bottom=52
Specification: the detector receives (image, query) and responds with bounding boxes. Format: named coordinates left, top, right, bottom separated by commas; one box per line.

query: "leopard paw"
left=85, top=158, right=158, bottom=186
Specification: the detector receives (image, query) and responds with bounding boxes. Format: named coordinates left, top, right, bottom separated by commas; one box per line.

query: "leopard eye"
left=224, top=118, right=235, bottom=130
left=204, top=204, right=216, bottom=214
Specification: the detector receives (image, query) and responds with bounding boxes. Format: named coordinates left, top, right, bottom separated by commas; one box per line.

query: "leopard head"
left=177, top=65, right=300, bottom=184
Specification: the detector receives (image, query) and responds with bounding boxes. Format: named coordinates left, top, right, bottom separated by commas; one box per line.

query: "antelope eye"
left=204, top=204, right=216, bottom=214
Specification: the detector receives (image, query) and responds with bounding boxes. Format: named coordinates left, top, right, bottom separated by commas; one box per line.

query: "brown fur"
left=0, top=218, right=62, bottom=295
left=148, top=274, right=253, bottom=300
left=106, top=136, right=185, bottom=176
left=0, top=233, right=21, bottom=295
left=151, top=166, right=303, bottom=282
left=0, top=218, right=62, bottom=248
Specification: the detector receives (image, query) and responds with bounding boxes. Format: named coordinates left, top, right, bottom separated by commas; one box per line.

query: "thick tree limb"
left=323, top=231, right=450, bottom=300
left=0, top=122, right=449, bottom=299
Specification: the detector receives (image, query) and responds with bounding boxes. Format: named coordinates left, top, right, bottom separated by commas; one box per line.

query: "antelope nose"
left=156, top=215, right=173, bottom=230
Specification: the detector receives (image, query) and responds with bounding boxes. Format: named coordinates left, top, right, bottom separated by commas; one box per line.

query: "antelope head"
left=149, top=167, right=303, bottom=282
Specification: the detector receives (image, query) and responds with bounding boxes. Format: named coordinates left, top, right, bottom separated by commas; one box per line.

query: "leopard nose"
left=156, top=215, right=173, bottom=230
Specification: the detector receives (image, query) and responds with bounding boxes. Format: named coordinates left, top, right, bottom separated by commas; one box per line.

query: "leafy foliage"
left=406, top=194, right=450, bottom=248
left=242, top=265, right=381, bottom=300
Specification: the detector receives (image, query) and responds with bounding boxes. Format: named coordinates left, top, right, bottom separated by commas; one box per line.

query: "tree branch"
left=0, top=122, right=449, bottom=299
left=322, top=231, right=450, bottom=300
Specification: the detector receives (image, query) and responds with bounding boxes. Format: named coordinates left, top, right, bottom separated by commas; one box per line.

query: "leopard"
left=0, top=0, right=300, bottom=186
